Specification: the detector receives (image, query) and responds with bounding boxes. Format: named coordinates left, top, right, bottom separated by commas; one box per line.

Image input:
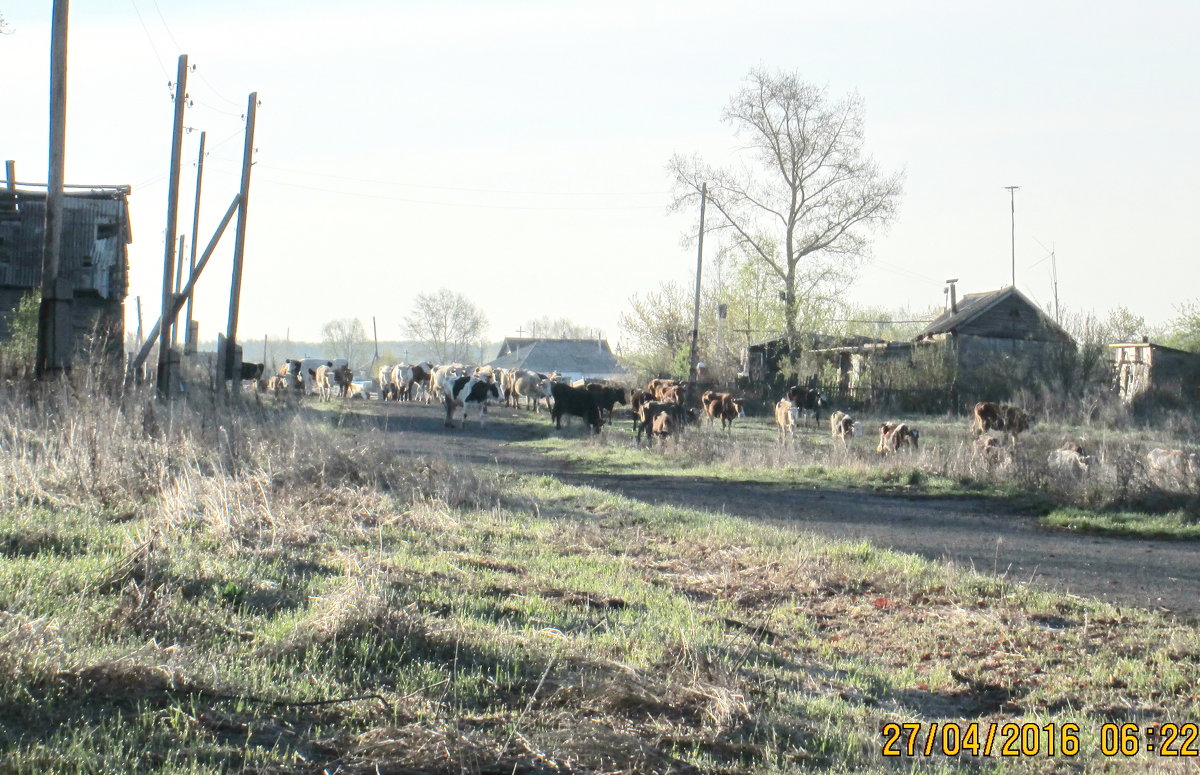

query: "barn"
left=488, top=337, right=624, bottom=382
left=0, top=181, right=131, bottom=359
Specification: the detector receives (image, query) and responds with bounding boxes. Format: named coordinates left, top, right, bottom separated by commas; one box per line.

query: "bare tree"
left=521, top=316, right=593, bottom=339
left=404, top=289, right=488, bottom=364
left=670, top=68, right=903, bottom=352
left=321, top=318, right=372, bottom=367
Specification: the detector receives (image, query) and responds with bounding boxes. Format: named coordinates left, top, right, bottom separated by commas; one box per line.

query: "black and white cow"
left=785, top=385, right=827, bottom=427
left=442, top=374, right=503, bottom=428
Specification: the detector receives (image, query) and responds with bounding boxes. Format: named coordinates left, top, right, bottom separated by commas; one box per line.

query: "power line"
left=226, top=170, right=670, bottom=212
left=149, top=0, right=182, bottom=51
left=244, top=161, right=673, bottom=197
left=128, top=0, right=170, bottom=81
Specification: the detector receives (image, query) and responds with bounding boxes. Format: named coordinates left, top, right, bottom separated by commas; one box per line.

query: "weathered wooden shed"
left=914, top=285, right=1073, bottom=368
left=0, top=183, right=131, bottom=354
left=1110, top=340, right=1200, bottom=402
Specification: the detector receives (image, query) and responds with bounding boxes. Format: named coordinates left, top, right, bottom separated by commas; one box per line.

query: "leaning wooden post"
left=223, top=92, right=257, bottom=389
left=156, top=54, right=189, bottom=397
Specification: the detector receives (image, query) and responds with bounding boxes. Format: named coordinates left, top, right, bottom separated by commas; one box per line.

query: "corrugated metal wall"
left=0, top=191, right=129, bottom=299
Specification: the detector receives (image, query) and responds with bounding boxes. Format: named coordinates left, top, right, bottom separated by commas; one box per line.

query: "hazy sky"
left=4, top=1, right=1198, bottom=352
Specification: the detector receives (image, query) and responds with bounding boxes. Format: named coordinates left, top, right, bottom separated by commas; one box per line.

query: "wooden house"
left=1110, top=340, right=1200, bottom=402
left=913, top=285, right=1073, bottom=367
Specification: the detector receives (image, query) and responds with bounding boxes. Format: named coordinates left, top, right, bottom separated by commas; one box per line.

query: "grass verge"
left=1, top=390, right=1198, bottom=772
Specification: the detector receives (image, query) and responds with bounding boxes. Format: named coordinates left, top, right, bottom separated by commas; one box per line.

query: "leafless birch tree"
left=670, top=68, right=903, bottom=352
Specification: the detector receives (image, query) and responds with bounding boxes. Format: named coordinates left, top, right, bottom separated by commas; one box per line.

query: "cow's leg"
left=444, top=399, right=455, bottom=428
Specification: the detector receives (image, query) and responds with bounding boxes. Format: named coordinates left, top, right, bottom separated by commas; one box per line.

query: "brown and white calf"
left=829, top=410, right=858, bottom=442
left=877, top=422, right=920, bottom=454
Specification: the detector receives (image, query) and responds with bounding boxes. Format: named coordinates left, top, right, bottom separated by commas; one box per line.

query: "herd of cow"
left=251, top=360, right=1196, bottom=483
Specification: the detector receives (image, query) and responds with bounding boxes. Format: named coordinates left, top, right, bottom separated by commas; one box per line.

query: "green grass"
left=517, top=430, right=1032, bottom=500
left=1041, top=506, right=1200, bottom=539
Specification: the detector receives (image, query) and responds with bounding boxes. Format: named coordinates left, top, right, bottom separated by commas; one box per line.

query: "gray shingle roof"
left=487, top=339, right=622, bottom=377
left=917, top=286, right=1072, bottom=342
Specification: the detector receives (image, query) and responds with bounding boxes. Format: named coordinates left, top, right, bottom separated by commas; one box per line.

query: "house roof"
left=488, top=339, right=622, bottom=377
left=917, top=286, right=1072, bottom=342
left=747, top=332, right=886, bottom=351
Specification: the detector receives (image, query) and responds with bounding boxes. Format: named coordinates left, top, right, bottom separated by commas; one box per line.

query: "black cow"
left=585, top=384, right=627, bottom=422
left=785, top=385, right=827, bottom=426
left=551, top=381, right=603, bottom=433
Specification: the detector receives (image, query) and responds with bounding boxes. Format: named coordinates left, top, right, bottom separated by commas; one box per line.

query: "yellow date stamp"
left=880, top=722, right=1200, bottom=758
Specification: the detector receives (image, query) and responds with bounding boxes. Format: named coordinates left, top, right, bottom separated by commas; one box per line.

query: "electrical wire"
left=128, top=0, right=170, bottom=82
left=244, top=161, right=673, bottom=197
left=247, top=175, right=670, bottom=211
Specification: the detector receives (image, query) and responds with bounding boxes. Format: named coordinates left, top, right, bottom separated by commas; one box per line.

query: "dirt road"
left=337, top=401, right=1200, bottom=621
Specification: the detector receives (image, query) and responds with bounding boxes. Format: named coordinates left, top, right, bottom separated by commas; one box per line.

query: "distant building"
left=488, top=337, right=623, bottom=381
left=1110, top=340, right=1200, bottom=402
left=0, top=183, right=131, bottom=355
left=913, top=285, right=1073, bottom=367
left=741, top=285, right=1076, bottom=410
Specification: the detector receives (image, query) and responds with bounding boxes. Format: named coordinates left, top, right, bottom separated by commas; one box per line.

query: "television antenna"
left=1030, top=238, right=1059, bottom=322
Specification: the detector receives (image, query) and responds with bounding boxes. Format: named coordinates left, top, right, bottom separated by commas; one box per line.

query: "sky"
left=4, top=0, right=1198, bottom=353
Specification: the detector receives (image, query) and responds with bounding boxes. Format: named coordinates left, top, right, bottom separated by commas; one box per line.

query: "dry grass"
left=0, top=377, right=1197, bottom=773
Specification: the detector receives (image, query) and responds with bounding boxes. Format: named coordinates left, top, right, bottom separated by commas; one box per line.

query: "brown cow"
left=972, top=402, right=1031, bottom=443
left=629, top=389, right=654, bottom=431
left=972, top=435, right=1007, bottom=470
left=636, top=399, right=676, bottom=444
left=651, top=410, right=675, bottom=441
left=702, top=391, right=744, bottom=431
left=334, top=365, right=354, bottom=397
left=647, top=379, right=682, bottom=401
left=877, top=422, right=920, bottom=454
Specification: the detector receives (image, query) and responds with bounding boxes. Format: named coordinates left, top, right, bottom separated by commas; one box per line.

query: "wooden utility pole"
left=36, top=0, right=71, bottom=379
left=131, top=194, right=240, bottom=374
left=185, top=131, right=205, bottom=354
left=687, top=183, right=707, bottom=386
left=156, top=54, right=189, bottom=397
left=372, top=316, right=379, bottom=362
left=223, top=92, right=257, bottom=384
left=171, top=234, right=184, bottom=347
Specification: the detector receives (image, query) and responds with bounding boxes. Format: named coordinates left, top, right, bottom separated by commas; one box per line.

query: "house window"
left=82, top=254, right=93, bottom=268
left=96, top=222, right=119, bottom=240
